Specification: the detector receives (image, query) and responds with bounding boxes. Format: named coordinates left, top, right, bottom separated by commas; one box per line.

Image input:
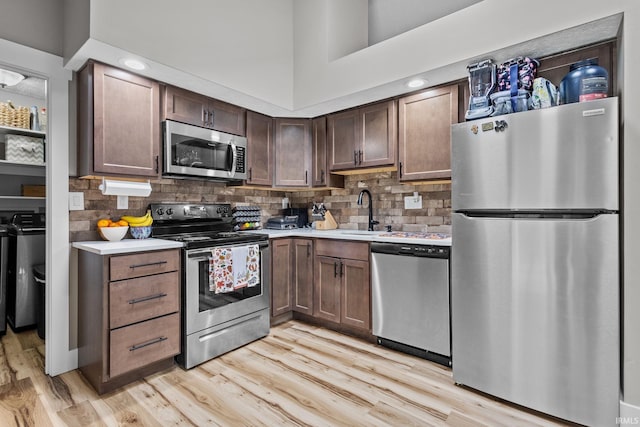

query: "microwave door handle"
left=229, top=143, right=237, bottom=177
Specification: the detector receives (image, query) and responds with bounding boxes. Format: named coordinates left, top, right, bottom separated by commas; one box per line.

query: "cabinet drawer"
left=315, top=239, right=369, bottom=261
left=109, top=271, right=179, bottom=329
left=110, top=249, right=179, bottom=281
left=109, top=313, right=180, bottom=378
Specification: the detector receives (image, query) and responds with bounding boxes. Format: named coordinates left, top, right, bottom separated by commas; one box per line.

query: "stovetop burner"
left=149, top=203, right=267, bottom=249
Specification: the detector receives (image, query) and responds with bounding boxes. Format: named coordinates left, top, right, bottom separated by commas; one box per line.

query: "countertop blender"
left=465, top=59, right=496, bottom=120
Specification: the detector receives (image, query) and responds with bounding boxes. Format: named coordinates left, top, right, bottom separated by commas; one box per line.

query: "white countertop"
left=250, top=228, right=452, bottom=246
left=72, top=238, right=184, bottom=255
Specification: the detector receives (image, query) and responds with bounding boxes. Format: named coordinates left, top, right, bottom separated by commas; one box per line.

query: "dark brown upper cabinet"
left=77, top=61, right=160, bottom=178
left=327, top=100, right=397, bottom=171
left=312, top=117, right=344, bottom=188
left=398, top=84, right=459, bottom=181
left=162, top=85, right=246, bottom=136
left=274, top=118, right=312, bottom=187
left=245, top=111, right=274, bottom=186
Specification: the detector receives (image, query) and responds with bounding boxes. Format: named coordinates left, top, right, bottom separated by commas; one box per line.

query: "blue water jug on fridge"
left=559, top=59, right=608, bottom=104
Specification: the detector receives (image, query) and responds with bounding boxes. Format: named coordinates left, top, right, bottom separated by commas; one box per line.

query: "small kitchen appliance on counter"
left=281, top=207, right=309, bottom=228
left=265, top=216, right=299, bottom=230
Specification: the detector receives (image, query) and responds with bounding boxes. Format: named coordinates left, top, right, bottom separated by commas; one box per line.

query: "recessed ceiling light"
left=122, top=59, right=147, bottom=71
left=406, top=78, right=426, bottom=88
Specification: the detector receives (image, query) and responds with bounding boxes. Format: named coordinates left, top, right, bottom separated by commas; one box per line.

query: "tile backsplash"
left=285, top=171, right=451, bottom=233
left=69, top=171, right=451, bottom=241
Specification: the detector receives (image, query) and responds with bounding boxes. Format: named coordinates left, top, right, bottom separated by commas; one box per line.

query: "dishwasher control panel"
left=371, top=242, right=450, bottom=259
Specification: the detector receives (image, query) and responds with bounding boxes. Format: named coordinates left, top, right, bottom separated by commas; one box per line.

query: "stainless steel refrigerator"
left=451, top=97, right=619, bottom=427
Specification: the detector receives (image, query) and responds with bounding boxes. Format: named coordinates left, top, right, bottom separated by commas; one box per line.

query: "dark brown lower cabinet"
left=77, top=249, right=181, bottom=394
left=313, top=240, right=370, bottom=332
left=271, top=238, right=314, bottom=319
left=292, top=239, right=314, bottom=314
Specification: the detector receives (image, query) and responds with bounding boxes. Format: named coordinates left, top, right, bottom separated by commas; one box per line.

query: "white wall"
left=87, top=0, right=295, bottom=111
left=327, top=0, right=368, bottom=61
left=0, top=0, right=64, bottom=56
left=367, top=0, right=482, bottom=46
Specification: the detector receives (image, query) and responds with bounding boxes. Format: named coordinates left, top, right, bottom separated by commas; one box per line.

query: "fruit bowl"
left=129, top=225, right=152, bottom=239
left=98, top=226, right=129, bottom=241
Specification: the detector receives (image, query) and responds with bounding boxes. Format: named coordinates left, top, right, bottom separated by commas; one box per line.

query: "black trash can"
left=33, top=264, right=46, bottom=340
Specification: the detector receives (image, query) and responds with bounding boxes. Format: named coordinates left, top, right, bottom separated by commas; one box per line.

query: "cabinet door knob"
left=209, top=110, right=215, bottom=127
left=307, top=243, right=311, bottom=258
left=399, top=161, right=403, bottom=178
left=203, top=109, right=208, bottom=127
left=334, top=261, right=338, bottom=277
left=305, top=170, right=308, bottom=184
left=321, top=169, right=325, bottom=183
left=354, top=150, right=358, bottom=165
left=340, top=261, right=344, bottom=277
left=359, top=150, right=363, bottom=165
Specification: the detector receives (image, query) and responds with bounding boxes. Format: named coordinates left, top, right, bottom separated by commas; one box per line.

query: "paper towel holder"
left=99, top=178, right=152, bottom=197
left=99, top=178, right=152, bottom=209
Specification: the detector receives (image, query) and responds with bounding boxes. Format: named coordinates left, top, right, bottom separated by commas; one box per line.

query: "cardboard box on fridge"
left=5, top=134, right=44, bottom=164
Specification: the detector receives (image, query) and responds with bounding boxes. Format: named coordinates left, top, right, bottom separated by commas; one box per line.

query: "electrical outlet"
left=404, top=195, right=423, bottom=210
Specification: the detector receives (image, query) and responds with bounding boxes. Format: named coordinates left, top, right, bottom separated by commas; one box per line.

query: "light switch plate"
left=404, top=195, right=423, bottom=210
left=68, top=192, right=84, bottom=211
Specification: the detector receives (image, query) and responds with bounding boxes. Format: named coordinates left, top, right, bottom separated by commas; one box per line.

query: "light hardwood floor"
left=0, top=321, right=576, bottom=426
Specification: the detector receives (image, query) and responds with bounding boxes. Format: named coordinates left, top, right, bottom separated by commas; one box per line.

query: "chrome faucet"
left=357, top=189, right=379, bottom=231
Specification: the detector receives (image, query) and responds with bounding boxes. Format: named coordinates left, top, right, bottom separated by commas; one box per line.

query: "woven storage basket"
left=0, top=102, right=30, bottom=129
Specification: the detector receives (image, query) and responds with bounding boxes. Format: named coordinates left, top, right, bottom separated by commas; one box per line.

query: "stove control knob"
left=166, top=208, right=173, bottom=216
left=156, top=208, right=164, bottom=216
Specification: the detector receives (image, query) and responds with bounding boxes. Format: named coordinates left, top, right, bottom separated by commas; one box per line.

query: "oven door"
left=164, top=120, right=247, bottom=180
left=184, top=240, right=270, bottom=336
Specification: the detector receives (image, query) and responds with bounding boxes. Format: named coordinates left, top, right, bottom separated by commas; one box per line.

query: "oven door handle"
left=187, top=243, right=267, bottom=259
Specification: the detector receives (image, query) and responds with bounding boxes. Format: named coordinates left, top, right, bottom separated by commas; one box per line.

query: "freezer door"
left=451, top=212, right=619, bottom=426
left=452, top=97, right=618, bottom=211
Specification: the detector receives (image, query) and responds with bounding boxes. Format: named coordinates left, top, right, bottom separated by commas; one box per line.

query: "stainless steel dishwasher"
left=371, top=242, right=451, bottom=366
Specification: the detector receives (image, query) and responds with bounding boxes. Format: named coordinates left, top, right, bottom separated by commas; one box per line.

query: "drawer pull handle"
left=129, top=260, right=168, bottom=269
left=128, top=293, right=168, bottom=305
left=129, top=336, right=167, bottom=352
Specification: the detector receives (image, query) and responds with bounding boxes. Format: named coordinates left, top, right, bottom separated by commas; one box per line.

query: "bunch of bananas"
left=121, top=209, right=153, bottom=227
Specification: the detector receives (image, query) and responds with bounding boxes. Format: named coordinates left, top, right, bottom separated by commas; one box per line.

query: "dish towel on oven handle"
left=209, top=244, right=260, bottom=294
left=233, top=244, right=260, bottom=289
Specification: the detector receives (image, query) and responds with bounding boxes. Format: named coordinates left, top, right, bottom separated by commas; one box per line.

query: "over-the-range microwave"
left=163, top=120, right=247, bottom=181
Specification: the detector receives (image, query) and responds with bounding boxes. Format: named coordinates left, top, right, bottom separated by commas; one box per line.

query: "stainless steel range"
left=150, top=203, right=270, bottom=369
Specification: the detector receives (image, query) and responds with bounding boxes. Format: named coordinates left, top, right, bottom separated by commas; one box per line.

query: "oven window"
left=171, top=136, right=231, bottom=172
left=196, top=258, right=261, bottom=311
